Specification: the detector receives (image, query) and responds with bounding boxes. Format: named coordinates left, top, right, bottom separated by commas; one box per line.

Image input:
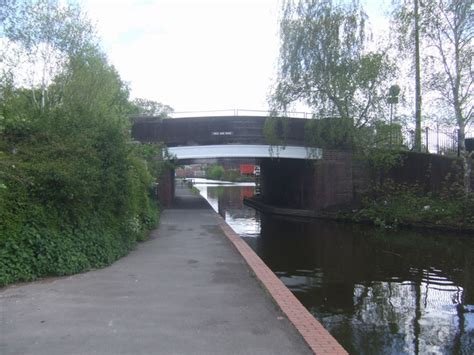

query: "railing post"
left=425, top=127, right=428, bottom=153
left=436, top=124, right=439, bottom=155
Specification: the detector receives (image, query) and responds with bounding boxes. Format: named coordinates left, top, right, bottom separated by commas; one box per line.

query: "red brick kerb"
left=214, top=214, right=348, bottom=355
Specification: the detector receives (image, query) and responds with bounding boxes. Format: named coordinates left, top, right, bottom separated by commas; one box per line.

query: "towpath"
left=0, top=185, right=313, bottom=355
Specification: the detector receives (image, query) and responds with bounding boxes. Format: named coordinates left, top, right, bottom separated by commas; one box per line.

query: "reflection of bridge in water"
left=204, top=185, right=256, bottom=219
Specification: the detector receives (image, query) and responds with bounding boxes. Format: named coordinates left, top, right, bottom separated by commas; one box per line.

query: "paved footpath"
left=1, top=186, right=314, bottom=355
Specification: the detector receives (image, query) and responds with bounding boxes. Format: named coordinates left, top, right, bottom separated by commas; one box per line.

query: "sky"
left=80, top=0, right=391, bottom=114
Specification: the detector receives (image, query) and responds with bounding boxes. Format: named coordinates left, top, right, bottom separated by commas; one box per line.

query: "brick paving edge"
left=214, top=214, right=348, bottom=355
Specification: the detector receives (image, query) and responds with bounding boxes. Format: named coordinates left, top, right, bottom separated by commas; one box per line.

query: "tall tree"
left=393, top=0, right=473, bottom=198
left=130, top=98, right=174, bottom=118
left=271, top=0, right=392, bottom=143
left=423, top=0, right=473, bottom=198
left=392, top=0, right=424, bottom=152
left=1, top=0, right=96, bottom=112
left=413, top=0, right=422, bottom=152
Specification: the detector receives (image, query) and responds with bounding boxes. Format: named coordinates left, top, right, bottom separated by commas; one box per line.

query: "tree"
left=49, top=47, right=132, bottom=119
left=1, top=0, right=96, bottom=112
left=130, top=98, right=174, bottom=118
left=393, top=0, right=473, bottom=198
left=392, top=0, right=426, bottom=152
left=422, top=0, right=473, bottom=198
left=0, top=2, right=167, bottom=285
left=271, top=0, right=393, bottom=148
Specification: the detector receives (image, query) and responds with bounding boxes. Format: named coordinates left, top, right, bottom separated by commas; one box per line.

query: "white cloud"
left=81, top=0, right=281, bottom=112
left=80, top=0, right=389, bottom=112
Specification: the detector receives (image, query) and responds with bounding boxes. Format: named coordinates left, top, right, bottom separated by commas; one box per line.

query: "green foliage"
left=304, top=117, right=354, bottom=149
left=1, top=0, right=97, bottom=112
left=130, top=142, right=175, bottom=181
left=354, top=179, right=474, bottom=229
left=372, top=121, right=404, bottom=148
left=392, top=0, right=473, bottom=195
left=303, top=117, right=406, bottom=152
left=272, top=0, right=393, bottom=128
left=349, top=149, right=473, bottom=230
left=263, top=116, right=291, bottom=153
left=206, top=164, right=225, bottom=180
left=0, top=4, right=168, bottom=286
left=2, top=0, right=95, bottom=55
left=363, top=149, right=404, bottom=183
left=263, top=117, right=280, bottom=146
left=129, top=98, right=174, bottom=117
left=0, top=104, right=161, bottom=285
left=190, top=186, right=201, bottom=195
left=222, top=170, right=254, bottom=183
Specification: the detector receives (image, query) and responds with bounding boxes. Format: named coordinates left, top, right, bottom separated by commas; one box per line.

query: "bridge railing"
left=168, top=109, right=315, bottom=119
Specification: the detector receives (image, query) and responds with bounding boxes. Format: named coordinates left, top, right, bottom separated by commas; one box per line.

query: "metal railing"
left=168, top=108, right=315, bottom=119
left=411, top=126, right=473, bottom=156
left=384, top=125, right=474, bottom=156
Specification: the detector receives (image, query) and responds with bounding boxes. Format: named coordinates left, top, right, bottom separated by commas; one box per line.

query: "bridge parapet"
left=131, top=115, right=309, bottom=147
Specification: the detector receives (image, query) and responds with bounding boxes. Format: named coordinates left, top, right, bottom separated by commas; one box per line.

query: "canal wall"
left=259, top=151, right=472, bottom=211
left=260, top=150, right=353, bottom=210
left=386, top=151, right=472, bottom=193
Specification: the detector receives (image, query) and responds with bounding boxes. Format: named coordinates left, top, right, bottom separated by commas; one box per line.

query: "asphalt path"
left=0, top=185, right=311, bottom=355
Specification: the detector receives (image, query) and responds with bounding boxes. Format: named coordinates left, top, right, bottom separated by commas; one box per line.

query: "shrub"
left=354, top=179, right=473, bottom=229
left=206, top=164, right=225, bottom=180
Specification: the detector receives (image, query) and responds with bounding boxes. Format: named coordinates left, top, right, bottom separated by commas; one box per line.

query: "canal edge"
left=214, top=214, right=348, bottom=355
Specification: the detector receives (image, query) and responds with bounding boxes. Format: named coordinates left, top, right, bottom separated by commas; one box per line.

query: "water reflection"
left=257, top=216, right=474, bottom=354
left=194, top=182, right=260, bottom=238
left=195, top=180, right=474, bottom=354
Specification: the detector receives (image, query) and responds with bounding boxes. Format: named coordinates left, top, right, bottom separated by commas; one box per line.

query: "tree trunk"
left=459, top=138, right=472, bottom=202
left=414, top=0, right=422, bottom=152
left=464, top=152, right=472, bottom=200
left=451, top=8, right=471, bottom=201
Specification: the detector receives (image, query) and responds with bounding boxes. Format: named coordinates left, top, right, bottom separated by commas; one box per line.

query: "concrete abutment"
left=259, top=150, right=354, bottom=211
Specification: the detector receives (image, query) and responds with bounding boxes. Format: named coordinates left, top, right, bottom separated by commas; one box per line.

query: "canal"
left=192, top=179, right=474, bottom=355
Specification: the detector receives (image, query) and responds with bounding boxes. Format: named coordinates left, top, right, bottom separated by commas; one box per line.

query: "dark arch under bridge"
left=131, top=115, right=322, bottom=160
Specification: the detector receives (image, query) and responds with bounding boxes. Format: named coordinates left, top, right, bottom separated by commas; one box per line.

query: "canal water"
left=193, top=179, right=474, bottom=355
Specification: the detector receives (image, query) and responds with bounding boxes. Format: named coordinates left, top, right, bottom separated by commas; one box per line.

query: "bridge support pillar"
left=260, top=151, right=353, bottom=210
left=157, top=168, right=175, bottom=207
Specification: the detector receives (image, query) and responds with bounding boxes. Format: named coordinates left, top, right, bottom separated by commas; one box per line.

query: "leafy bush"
left=353, top=179, right=473, bottom=229
left=0, top=110, right=162, bottom=285
left=0, top=47, right=164, bottom=286
left=206, top=164, right=225, bottom=180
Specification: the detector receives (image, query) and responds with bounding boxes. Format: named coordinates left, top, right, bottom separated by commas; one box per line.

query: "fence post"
left=425, top=127, right=429, bottom=153
left=436, top=124, right=439, bottom=155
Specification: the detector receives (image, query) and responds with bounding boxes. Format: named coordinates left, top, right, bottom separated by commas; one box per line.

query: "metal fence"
left=404, top=126, right=474, bottom=156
